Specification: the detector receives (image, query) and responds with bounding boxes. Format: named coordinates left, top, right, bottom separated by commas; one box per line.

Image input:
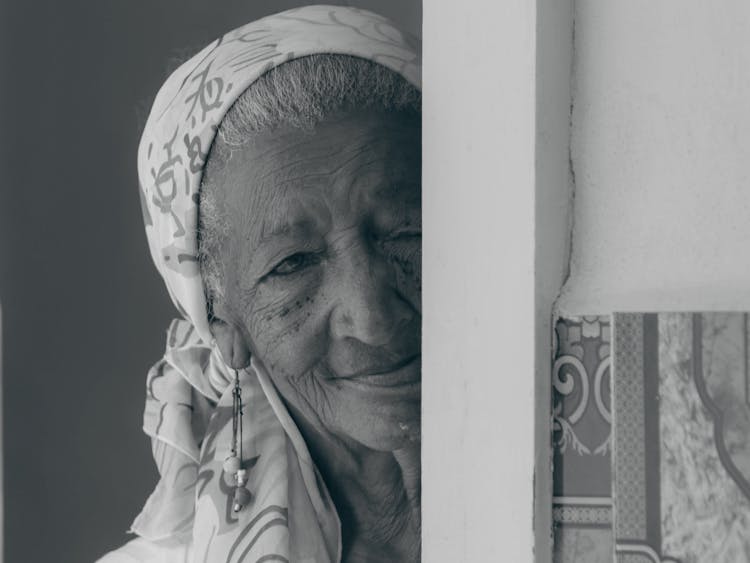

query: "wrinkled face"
left=211, top=109, right=421, bottom=451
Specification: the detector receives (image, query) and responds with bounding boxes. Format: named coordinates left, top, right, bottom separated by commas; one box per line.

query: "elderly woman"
left=100, top=5, right=421, bottom=563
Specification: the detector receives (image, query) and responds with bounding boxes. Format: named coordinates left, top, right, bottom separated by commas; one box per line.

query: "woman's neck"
left=288, top=407, right=421, bottom=562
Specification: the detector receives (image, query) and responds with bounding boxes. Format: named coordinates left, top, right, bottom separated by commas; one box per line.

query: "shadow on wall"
left=0, top=2, right=420, bottom=562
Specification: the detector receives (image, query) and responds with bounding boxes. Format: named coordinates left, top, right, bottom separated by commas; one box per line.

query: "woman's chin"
left=360, top=424, right=421, bottom=452
left=337, top=399, right=421, bottom=452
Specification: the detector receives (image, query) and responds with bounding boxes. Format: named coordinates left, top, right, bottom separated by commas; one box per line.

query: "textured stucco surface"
left=558, top=1, right=750, bottom=314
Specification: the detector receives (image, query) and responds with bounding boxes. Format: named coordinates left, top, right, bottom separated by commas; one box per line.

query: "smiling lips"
left=337, top=354, right=421, bottom=388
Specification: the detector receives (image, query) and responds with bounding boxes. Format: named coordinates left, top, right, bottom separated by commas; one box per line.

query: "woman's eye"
left=269, top=252, right=319, bottom=277
left=383, top=231, right=422, bottom=247
left=380, top=231, right=421, bottom=261
left=385, top=230, right=422, bottom=242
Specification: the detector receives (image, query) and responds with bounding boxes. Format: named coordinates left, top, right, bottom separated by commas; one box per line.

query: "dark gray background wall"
left=0, top=2, right=420, bottom=561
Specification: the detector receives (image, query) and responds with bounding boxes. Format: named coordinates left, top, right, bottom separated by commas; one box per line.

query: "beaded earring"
left=222, top=369, right=252, bottom=512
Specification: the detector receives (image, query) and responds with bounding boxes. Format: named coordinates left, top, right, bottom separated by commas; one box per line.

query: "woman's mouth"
left=335, top=354, right=421, bottom=390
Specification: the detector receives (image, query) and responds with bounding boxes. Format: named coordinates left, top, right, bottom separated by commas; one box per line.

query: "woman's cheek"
left=245, top=275, right=326, bottom=374
left=388, top=246, right=421, bottom=312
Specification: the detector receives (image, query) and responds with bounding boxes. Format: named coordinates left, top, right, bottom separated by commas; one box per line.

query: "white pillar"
left=423, top=1, right=539, bottom=560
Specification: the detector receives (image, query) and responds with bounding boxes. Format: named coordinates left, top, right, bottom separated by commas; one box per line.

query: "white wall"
left=423, top=0, right=537, bottom=561
left=558, top=0, right=750, bottom=315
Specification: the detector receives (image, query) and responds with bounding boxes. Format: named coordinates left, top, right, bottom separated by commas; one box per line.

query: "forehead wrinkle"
left=258, top=213, right=323, bottom=242
left=251, top=125, right=391, bottom=187
left=250, top=150, right=347, bottom=186
left=227, top=112, right=418, bottom=201
left=251, top=147, right=408, bottom=233
left=224, top=156, right=417, bottom=251
left=244, top=148, right=410, bottom=227
left=341, top=152, right=420, bottom=218
left=231, top=134, right=321, bottom=166
left=243, top=113, right=392, bottom=169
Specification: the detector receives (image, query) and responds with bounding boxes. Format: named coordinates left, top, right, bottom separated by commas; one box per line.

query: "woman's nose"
left=328, top=244, right=414, bottom=346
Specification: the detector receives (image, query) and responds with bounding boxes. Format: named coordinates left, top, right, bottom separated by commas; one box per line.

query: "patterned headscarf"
left=102, top=6, right=420, bottom=563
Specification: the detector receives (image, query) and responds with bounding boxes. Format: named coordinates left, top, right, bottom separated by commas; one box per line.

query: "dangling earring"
left=223, top=369, right=251, bottom=512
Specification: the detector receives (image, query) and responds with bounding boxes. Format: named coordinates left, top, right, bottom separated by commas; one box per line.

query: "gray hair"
left=198, top=54, right=421, bottom=316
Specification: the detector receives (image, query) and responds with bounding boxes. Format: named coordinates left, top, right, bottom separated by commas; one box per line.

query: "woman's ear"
left=209, top=317, right=252, bottom=369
